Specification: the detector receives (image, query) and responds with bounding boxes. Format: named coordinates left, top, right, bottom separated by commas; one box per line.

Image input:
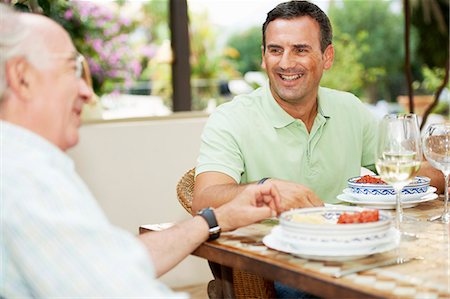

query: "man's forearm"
left=138, top=216, right=209, bottom=277
left=418, top=161, right=444, bottom=194
left=192, top=183, right=248, bottom=214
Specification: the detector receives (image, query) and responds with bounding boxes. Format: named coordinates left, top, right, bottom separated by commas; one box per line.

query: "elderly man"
left=0, top=5, right=281, bottom=297
left=193, top=0, right=443, bottom=213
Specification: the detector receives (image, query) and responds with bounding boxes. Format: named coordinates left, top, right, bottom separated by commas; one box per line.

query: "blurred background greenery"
left=5, top=0, right=449, bottom=116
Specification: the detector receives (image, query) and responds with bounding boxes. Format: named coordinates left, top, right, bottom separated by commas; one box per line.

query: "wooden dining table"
left=140, top=199, right=450, bottom=299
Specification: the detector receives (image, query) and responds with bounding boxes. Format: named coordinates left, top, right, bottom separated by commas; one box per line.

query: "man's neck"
left=275, top=97, right=318, bottom=133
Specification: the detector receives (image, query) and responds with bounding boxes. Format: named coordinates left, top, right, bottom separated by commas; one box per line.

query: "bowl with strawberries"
left=347, top=175, right=430, bottom=196
left=279, top=206, right=391, bottom=237
left=262, top=206, right=398, bottom=261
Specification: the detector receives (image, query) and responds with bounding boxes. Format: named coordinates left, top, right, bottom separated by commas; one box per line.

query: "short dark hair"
left=262, top=0, right=333, bottom=53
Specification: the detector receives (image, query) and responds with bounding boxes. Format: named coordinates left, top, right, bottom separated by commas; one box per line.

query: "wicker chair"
left=176, top=168, right=276, bottom=299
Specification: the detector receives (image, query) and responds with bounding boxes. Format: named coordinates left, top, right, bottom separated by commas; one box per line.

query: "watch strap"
left=258, top=177, right=270, bottom=185
left=197, top=207, right=221, bottom=241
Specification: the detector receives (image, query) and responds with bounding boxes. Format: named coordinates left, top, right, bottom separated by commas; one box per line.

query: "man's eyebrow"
left=266, top=44, right=283, bottom=49
left=49, top=52, right=78, bottom=61
left=293, top=44, right=312, bottom=50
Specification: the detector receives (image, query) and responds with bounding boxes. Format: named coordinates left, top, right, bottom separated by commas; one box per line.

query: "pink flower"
left=119, top=17, right=131, bottom=26
left=91, top=39, right=103, bottom=52
left=64, top=10, right=73, bottom=20
left=130, top=60, right=142, bottom=77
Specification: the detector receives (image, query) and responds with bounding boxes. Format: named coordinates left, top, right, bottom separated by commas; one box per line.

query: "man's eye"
left=269, top=48, right=282, bottom=54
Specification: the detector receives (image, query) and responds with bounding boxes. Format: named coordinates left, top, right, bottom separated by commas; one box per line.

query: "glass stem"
left=443, top=173, right=449, bottom=218
left=395, top=188, right=403, bottom=230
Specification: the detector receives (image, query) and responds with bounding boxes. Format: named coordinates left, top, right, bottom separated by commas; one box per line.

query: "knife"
left=333, top=256, right=424, bottom=278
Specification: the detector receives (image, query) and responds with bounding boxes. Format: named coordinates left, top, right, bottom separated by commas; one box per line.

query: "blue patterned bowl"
left=347, top=176, right=430, bottom=196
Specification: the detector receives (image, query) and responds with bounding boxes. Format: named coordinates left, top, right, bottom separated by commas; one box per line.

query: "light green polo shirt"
left=196, top=82, right=378, bottom=204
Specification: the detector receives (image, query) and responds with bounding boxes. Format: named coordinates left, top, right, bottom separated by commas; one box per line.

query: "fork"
left=333, top=256, right=424, bottom=278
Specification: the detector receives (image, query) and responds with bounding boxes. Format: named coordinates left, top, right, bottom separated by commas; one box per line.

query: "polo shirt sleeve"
left=196, top=106, right=244, bottom=183
left=360, top=105, right=379, bottom=172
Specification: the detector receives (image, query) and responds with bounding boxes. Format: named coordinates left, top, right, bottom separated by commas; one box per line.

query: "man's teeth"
left=280, top=74, right=303, bottom=81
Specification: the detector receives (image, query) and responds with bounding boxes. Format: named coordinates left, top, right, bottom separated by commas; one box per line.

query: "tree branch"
left=404, top=0, right=415, bottom=113
left=420, top=59, right=450, bottom=130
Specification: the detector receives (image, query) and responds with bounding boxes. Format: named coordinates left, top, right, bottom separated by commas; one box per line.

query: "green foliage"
left=141, top=0, right=170, bottom=42
left=411, top=0, right=449, bottom=67
left=329, top=1, right=404, bottom=71
left=413, top=66, right=450, bottom=94
left=9, top=0, right=49, bottom=13
left=328, top=0, right=407, bottom=102
left=60, top=2, right=146, bottom=95
left=37, top=0, right=49, bottom=14
left=321, top=31, right=365, bottom=97
left=142, top=6, right=239, bottom=110
left=7, top=1, right=149, bottom=95
left=189, top=10, right=236, bottom=109
left=226, top=26, right=262, bottom=75
left=13, top=3, right=29, bottom=12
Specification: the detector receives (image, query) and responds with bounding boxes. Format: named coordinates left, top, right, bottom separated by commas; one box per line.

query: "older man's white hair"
left=0, top=4, right=48, bottom=101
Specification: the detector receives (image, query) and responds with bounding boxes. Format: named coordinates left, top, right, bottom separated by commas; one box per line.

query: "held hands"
left=214, top=182, right=282, bottom=232
left=266, top=178, right=324, bottom=210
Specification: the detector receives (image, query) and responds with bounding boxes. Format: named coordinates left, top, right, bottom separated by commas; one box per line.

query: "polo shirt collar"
left=317, top=87, right=331, bottom=119
left=262, top=81, right=330, bottom=129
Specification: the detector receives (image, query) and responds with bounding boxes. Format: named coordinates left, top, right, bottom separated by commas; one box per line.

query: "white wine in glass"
left=422, top=124, right=450, bottom=223
left=375, top=114, right=422, bottom=228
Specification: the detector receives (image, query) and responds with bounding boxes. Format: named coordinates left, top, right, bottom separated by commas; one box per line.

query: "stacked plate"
left=263, top=206, right=399, bottom=261
left=337, top=176, right=438, bottom=209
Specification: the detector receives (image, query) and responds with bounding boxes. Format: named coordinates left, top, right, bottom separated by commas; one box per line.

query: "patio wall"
left=67, top=114, right=212, bottom=288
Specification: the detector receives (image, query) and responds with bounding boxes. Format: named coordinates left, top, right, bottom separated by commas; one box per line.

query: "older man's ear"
left=5, top=57, right=34, bottom=102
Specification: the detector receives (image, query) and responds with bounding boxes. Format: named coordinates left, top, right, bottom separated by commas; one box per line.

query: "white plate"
left=271, top=226, right=395, bottom=251
left=263, top=231, right=399, bottom=261
left=343, top=187, right=436, bottom=202
left=280, top=206, right=391, bottom=237
left=337, top=193, right=438, bottom=209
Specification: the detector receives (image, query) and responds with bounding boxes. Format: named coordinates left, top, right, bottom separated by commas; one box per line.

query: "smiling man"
left=193, top=0, right=443, bottom=215
left=191, top=2, right=442, bottom=297
left=193, top=0, right=377, bottom=213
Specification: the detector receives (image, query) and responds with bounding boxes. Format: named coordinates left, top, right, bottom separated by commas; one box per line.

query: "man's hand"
left=266, top=178, right=324, bottom=210
left=214, top=182, right=282, bottom=232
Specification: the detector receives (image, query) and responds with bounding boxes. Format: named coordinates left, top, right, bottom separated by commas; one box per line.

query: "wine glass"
left=375, top=114, right=422, bottom=229
left=422, top=123, right=450, bottom=223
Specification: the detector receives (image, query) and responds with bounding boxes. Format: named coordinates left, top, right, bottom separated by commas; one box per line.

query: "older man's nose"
left=79, top=78, right=94, bottom=103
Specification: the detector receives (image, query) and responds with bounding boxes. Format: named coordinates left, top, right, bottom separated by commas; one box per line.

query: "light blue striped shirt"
left=0, top=121, right=187, bottom=298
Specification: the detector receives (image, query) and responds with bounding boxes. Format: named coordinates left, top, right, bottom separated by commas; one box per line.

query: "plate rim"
left=337, top=192, right=438, bottom=208
left=271, top=225, right=395, bottom=250
left=262, top=232, right=399, bottom=261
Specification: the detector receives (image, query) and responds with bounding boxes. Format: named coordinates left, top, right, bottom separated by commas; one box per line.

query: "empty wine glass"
left=422, top=123, right=450, bottom=223
left=375, top=114, right=422, bottom=229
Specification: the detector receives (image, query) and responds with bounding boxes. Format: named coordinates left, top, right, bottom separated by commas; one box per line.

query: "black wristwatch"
left=197, top=207, right=221, bottom=241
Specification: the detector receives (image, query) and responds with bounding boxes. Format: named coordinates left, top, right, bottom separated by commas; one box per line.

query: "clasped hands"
left=215, top=179, right=323, bottom=232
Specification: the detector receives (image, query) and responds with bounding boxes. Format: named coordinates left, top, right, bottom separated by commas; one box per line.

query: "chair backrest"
left=176, top=168, right=195, bottom=214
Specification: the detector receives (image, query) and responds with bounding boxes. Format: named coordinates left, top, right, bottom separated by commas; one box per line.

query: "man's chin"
left=277, top=92, right=305, bottom=104
left=61, top=128, right=80, bottom=151
left=63, top=138, right=79, bottom=151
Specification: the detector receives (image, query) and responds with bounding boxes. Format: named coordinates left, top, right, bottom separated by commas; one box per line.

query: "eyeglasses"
left=78, top=54, right=93, bottom=88
left=74, top=53, right=85, bottom=79
left=48, top=52, right=92, bottom=88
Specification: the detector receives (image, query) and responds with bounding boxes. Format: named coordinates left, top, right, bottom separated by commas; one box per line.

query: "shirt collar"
left=261, top=82, right=330, bottom=129
left=317, top=87, right=331, bottom=119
